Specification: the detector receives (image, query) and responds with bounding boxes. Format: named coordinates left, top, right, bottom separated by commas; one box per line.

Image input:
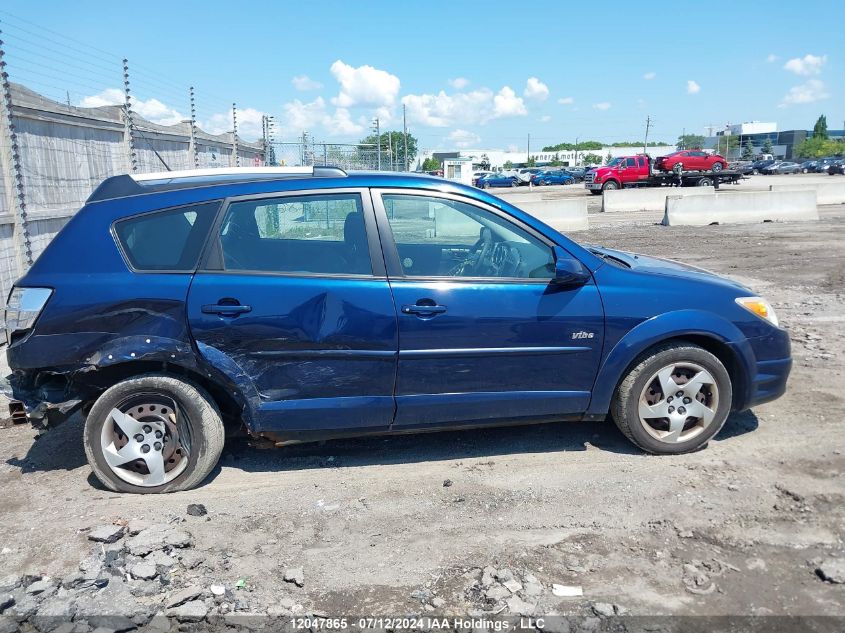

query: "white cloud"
left=592, top=102, right=611, bottom=111
left=539, top=115, right=551, bottom=123
left=449, top=77, right=469, bottom=89
left=523, top=77, right=549, bottom=101
left=291, top=75, right=323, bottom=91
left=643, top=71, right=656, bottom=80
left=402, top=85, right=526, bottom=127
left=766, top=54, right=779, bottom=63
left=277, top=96, right=365, bottom=137
left=780, top=79, right=830, bottom=105
left=78, top=89, right=185, bottom=126
left=557, top=96, right=574, bottom=105
left=202, top=107, right=266, bottom=140
left=686, top=80, right=701, bottom=94
left=447, top=129, right=481, bottom=148
left=493, top=86, right=527, bottom=117
left=330, top=59, right=400, bottom=108
left=783, top=54, right=827, bottom=76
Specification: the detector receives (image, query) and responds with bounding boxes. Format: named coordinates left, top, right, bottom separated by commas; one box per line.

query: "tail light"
left=4, top=287, right=52, bottom=345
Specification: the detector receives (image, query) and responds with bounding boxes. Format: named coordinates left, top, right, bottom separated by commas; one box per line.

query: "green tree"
left=526, top=156, right=537, bottom=167
left=794, top=136, right=845, bottom=159
left=762, top=138, right=774, bottom=155
left=813, top=115, right=828, bottom=140
left=580, top=153, right=602, bottom=165
left=742, top=140, right=755, bottom=160
left=677, top=134, right=705, bottom=150
left=605, top=152, right=612, bottom=164
left=503, top=160, right=514, bottom=169
left=713, top=135, right=740, bottom=157
left=359, top=130, right=419, bottom=167
left=550, top=152, right=563, bottom=166
left=421, top=156, right=441, bottom=171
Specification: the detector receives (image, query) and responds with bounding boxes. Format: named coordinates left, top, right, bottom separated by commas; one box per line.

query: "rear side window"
left=114, top=202, right=219, bottom=271
left=218, top=193, right=372, bottom=275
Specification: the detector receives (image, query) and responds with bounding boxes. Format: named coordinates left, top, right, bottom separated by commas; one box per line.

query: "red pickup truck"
left=584, top=154, right=741, bottom=194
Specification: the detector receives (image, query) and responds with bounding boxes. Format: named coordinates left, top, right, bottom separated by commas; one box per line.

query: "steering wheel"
left=489, top=242, right=521, bottom=277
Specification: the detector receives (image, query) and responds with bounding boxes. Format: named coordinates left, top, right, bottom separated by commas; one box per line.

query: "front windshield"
left=606, top=158, right=622, bottom=167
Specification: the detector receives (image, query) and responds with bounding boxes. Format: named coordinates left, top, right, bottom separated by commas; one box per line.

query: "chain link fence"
left=270, top=142, right=406, bottom=171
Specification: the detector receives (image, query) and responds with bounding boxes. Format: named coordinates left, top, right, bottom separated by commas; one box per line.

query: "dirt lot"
left=1, top=203, right=844, bottom=625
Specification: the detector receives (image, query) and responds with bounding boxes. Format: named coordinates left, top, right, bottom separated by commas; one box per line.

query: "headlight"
left=4, top=287, right=53, bottom=345
left=735, top=296, right=779, bottom=327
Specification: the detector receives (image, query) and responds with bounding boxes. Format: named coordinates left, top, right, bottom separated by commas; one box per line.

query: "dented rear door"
left=186, top=188, right=398, bottom=436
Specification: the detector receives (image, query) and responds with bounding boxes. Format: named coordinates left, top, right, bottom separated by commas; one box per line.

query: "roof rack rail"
left=86, top=165, right=349, bottom=203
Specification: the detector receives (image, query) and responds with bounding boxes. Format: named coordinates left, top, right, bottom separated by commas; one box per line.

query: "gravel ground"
left=1, top=204, right=844, bottom=625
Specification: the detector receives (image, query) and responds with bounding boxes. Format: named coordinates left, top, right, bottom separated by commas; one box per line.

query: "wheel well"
left=76, top=361, right=246, bottom=432
left=616, top=335, right=747, bottom=410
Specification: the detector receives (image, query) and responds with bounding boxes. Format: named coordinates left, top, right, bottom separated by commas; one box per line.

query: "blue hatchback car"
left=3, top=167, right=791, bottom=493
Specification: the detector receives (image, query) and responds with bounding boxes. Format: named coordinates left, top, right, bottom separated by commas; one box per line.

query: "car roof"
left=87, top=166, right=350, bottom=202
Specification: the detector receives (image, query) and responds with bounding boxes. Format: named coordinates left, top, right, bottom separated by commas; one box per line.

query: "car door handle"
left=401, top=304, right=447, bottom=315
left=202, top=303, right=252, bottom=316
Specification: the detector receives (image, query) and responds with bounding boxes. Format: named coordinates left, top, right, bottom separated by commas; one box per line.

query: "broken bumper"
left=1, top=372, right=82, bottom=429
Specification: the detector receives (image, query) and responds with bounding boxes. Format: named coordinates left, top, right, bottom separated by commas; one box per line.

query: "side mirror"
left=552, top=247, right=591, bottom=287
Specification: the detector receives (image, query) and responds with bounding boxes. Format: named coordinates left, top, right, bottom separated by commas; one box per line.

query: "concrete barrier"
left=513, top=198, right=589, bottom=231
left=602, top=187, right=715, bottom=213
left=769, top=182, right=845, bottom=205
left=663, top=190, right=819, bottom=226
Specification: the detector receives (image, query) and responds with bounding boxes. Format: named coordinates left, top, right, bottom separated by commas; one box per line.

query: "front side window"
left=382, top=194, right=554, bottom=279
left=114, top=202, right=219, bottom=271
left=219, top=193, right=371, bottom=275
left=625, top=158, right=636, bottom=167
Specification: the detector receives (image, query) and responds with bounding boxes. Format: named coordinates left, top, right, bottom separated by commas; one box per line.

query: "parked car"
left=743, top=159, right=776, bottom=175
left=828, top=160, right=845, bottom=175
left=472, top=171, right=494, bottom=186
left=531, top=170, right=575, bottom=186
left=3, top=166, right=791, bottom=493
left=516, top=167, right=544, bottom=185
left=562, top=167, right=587, bottom=182
left=477, top=173, right=519, bottom=188
left=799, top=160, right=818, bottom=174
left=761, top=161, right=801, bottom=175
left=656, top=150, right=728, bottom=173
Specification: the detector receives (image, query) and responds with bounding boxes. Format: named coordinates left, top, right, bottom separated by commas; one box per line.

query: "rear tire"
left=698, top=177, right=714, bottom=187
left=83, top=374, right=225, bottom=494
left=611, top=343, right=732, bottom=455
left=712, top=162, right=724, bottom=172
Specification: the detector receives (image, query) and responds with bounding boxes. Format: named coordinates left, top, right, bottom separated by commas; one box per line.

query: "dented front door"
left=186, top=189, right=397, bottom=436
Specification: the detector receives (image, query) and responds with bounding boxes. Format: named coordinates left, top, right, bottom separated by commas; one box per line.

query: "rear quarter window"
left=114, top=202, right=220, bottom=271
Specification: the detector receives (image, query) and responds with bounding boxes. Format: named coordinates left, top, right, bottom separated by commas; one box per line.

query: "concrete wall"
left=663, top=190, right=819, bottom=226
left=512, top=198, right=588, bottom=232
left=769, top=182, right=845, bottom=206
left=603, top=187, right=715, bottom=213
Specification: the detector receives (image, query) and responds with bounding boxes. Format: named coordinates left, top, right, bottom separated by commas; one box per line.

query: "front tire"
left=602, top=181, right=619, bottom=191
left=712, top=162, right=724, bottom=172
left=83, top=374, right=225, bottom=493
left=611, top=343, right=732, bottom=454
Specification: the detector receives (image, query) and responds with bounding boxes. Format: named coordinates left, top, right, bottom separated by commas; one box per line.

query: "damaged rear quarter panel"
left=7, top=276, right=257, bottom=429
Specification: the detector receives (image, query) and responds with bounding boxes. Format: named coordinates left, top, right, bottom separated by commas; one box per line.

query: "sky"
left=1, top=1, right=842, bottom=151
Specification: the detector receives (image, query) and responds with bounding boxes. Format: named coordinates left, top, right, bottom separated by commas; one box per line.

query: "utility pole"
left=527, top=133, right=530, bottom=163
left=643, top=115, right=651, bottom=154
left=574, top=136, right=579, bottom=166
left=403, top=104, right=408, bottom=172
left=372, top=118, right=381, bottom=170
